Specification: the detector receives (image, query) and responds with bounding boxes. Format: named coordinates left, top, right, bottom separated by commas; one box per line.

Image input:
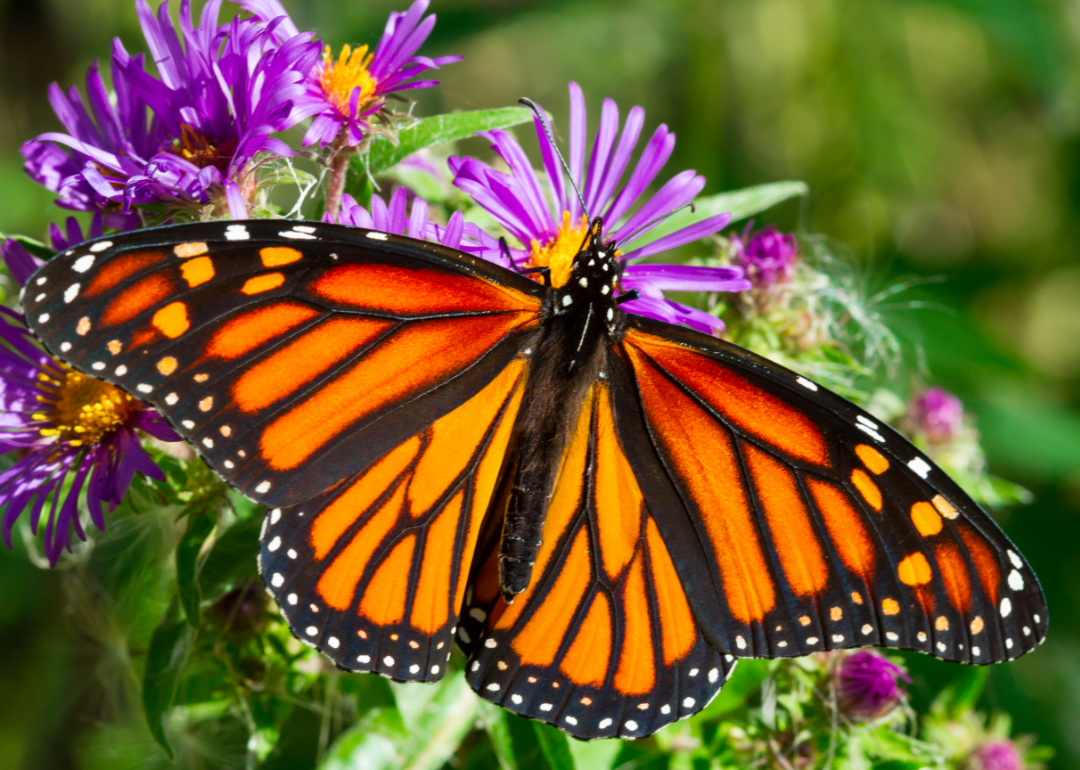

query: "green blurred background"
left=1, top=0, right=1079, bottom=767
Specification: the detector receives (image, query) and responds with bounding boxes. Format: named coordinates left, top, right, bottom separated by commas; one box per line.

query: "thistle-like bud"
left=969, top=739, right=1024, bottom=770
left=733, top=225, right=799, bottom=288
left=836, top=650, right=910, bottom=720
left=907, top=387, right=965, bottom=444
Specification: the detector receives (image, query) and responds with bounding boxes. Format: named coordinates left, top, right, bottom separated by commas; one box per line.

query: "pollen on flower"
left=319, top=44, right=379, bottom=117
left=38, top=363, right=139, bottom=447
left=529, top=212, right=591, bottom=288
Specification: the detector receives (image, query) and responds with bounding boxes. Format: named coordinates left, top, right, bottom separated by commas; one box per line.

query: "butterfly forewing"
left=617, top=318, right=1047, bottom=666
left=24, top=221, right=543, bottom=508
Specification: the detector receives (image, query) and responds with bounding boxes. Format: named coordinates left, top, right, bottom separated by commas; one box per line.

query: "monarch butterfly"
left=23, top=216, right=1046, bottom=740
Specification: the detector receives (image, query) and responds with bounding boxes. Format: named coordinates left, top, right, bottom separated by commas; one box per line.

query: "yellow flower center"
left=34, top=364, right=138, bottom=448
left=528, top=212, right=594, bottom=289
left=319, top=44, right=380, bottom=117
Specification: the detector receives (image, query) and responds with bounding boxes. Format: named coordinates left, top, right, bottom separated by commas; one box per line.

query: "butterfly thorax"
left=499, top=237, right=624, bottom=599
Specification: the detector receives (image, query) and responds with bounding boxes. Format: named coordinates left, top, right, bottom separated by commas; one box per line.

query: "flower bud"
left=907, top=387, right=964, bottom=444
left=969, top=739, right=1024, bottom=770
left=836, top=650, right=909, bottom=719
left=733, top=225, right=798, bottom=288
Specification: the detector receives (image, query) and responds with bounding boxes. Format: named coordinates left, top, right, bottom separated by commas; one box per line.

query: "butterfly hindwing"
left=24, top=221, right=543, bottom=508
left=458, top=382, right=736, bottom=740
left=618, top=317, right=1047, bottom=666
left=260, top=356, right=528, bottom=680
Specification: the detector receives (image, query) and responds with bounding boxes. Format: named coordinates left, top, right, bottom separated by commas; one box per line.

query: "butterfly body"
left=23, top=220, right=1047, bottom=741
left=500, top=234, right=625, bottom=598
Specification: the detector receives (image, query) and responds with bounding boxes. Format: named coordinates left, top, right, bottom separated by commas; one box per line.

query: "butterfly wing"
left=616, top=316, right=1047, bottom=666
left=25, top=220, right=545, bottom=679
left=457, top=381, right=737, bottom=740
left=261, top=355, right=528, bottom=680
left=23, top=220, right=543, bottom=508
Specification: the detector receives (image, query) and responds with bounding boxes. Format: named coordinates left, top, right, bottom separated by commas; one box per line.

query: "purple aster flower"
left=242, top=0, right=462, bottom=148
left=970, top=739, right=1024, bottom=770
left=836, top=650, right=910, bottom=720
left=448, top=83, right=750, bottom=334
left=906, top=387, right=964, bottom=445
left=0, top=242, right=179, bottom=565
left=330, top=188, right=485, bottom=253
left=732, top=223, right=798, bottom=288
left=25, top=0, right=320, bottom=219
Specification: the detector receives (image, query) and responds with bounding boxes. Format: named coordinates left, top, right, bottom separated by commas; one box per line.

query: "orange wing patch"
left=205, top=302, right=322, bottom=360
left=310, top=263, right=542, bottom=316
left=101, top=274, right=175, bottom=326
left=627, top=345, right=775, bottom=624
left=745, top=445, right=828, bottom=597
left=260, top=313, right=530, bottom=471
left=560, top=593, right=613, bottom=687
left=807, top=478, right=876, bottom=579
left=233, top=316, right=393, bottom=414
left=626, top=329, right=829, bottom=466
left=85, top=250, right=166, bottom=297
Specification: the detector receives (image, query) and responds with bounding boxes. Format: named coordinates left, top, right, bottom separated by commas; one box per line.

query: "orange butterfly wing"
left=457, top=383, right=736, bottom=739
left=25, top=221, right=544, bottom=679
left=616, top=317, right=1046, bottom=665
left=24, top=221, right=542, bottom=508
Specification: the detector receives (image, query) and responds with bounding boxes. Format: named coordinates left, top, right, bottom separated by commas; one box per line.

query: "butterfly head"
left=550, top=219, right=622, bottom=329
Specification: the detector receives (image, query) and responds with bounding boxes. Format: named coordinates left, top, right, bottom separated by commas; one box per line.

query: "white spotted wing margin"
left=612, top=314, right=1047, bottom=669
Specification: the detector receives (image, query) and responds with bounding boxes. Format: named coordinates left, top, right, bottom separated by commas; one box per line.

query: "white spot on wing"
left=225, top=224, right=249, bottom=240
left=37, top=313, right=50, bottom=324
left=256, top=481, right=271, bottom=494
left=89, top=241, right=113, bottom=253
left=64, top=283, right=80, bottom=303
left=366, top=231, right=389, bottom=241
left=60, top=342, right=72, bottom=352
left=268, top=536, right=281, bottom=552
left=271, top=573, right=284, bottom=587
left=857, top=423, right=886, bottom=443
left=1008, top=550, right=1023, bottom=569
left=1008, top=570, right=1024, bottom=591
left=796, top=376, right=818, bottom=391
left=280, top=230, right=316, bottom=240
left=907, top=456, right=932, bottom=478
left=1000, top=597, right=1012, bottom=618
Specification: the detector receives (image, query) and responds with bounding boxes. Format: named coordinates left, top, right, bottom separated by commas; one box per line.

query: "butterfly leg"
left=519, top=266, right=553, bottom=287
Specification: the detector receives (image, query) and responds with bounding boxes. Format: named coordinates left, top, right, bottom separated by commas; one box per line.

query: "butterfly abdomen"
left=499, top=298, right=610, bottom=598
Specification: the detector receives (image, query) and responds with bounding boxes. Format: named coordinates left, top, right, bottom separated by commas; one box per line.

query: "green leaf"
left=142, top=603, right=196, bottom=758
left=319, top=707, right=409, bottom=770
left=322, top=673, right=477, bottom=770
left=347, top=106, right=533, bottom=202
left=175, top=509, right=216, bottom=627
left=635, top=180, right=809, bottom=246
left=198, top=513, right=261, bottom=599
left=478, top=701, right=519, bottom=770
left=939, top=666, right=990, bottom=717
left=533, top=723, right=576, bottom=770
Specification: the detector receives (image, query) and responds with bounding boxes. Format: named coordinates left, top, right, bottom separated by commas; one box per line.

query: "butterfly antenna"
left=615, top=202, right=697, bottom=249
left=518, top=98, right=590, bottom=224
